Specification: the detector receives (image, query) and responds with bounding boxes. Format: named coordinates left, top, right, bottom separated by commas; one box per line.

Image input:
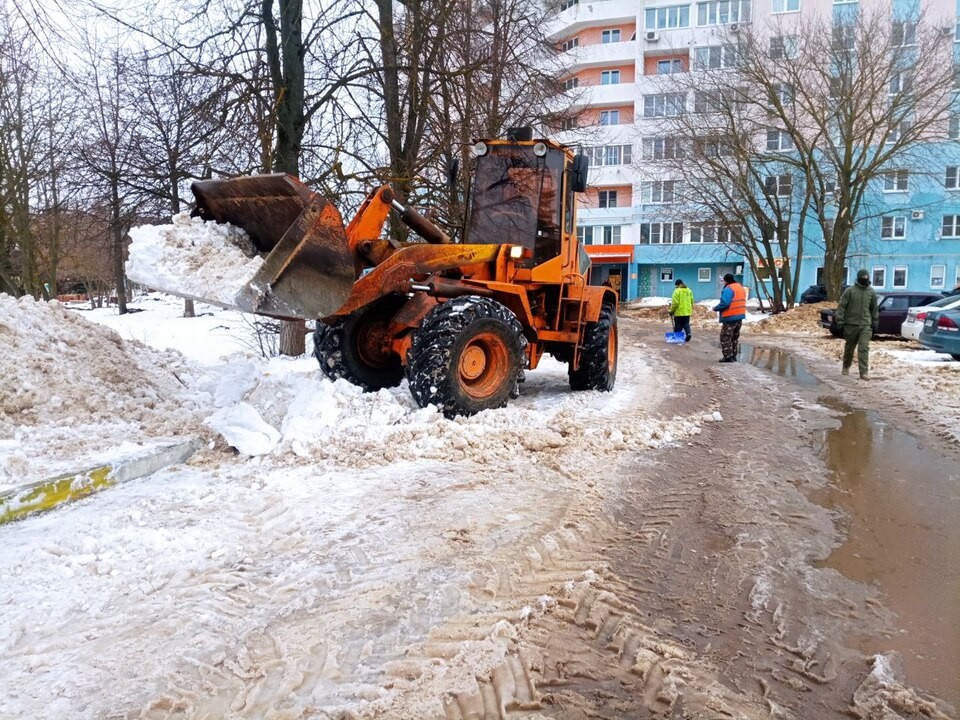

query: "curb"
left=0, top=439, right=202, bottom=526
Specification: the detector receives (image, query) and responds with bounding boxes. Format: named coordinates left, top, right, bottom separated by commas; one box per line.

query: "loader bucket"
left=192, top=174, right=355, bottom=319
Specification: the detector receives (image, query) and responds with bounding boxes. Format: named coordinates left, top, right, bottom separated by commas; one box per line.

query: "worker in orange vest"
left=713, top=273, right=747, bottom=362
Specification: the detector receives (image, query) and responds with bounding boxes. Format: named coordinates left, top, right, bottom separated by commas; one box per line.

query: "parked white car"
left=901, top=295, right=960, bottom=340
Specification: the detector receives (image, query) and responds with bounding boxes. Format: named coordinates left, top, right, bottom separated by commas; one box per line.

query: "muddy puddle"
left=748, top=346, right=960, bottom=707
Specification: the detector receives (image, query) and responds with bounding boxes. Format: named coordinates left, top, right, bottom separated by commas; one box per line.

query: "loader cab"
left=466, top=140, right=577, bottom=265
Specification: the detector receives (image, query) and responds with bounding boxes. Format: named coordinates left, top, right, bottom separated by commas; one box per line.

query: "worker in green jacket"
left=669, top=279, right=694, bottom=342
left=835, top=269, right=879, bottom=380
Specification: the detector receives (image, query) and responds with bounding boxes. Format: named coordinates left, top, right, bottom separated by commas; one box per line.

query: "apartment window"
left=599, top=109, right=620, bottom=125
left=598, top=190, right=618, bottom=208
left=645, top=5, right=691, bottom=29
left=872, top=266, right=886, bottom=288
left=771, top=82, right=794, bottom=107
left=698, top=267, right=713, bottom=282
left=931, top=264, right=946, bottom=288
left=832, top=24, right=855, bottom=51
left=560, top=0, right=579, bottom=10
left=881, top=215, right=906, bottom=239
left=585, top=144, right=632, bottom=166
left=661, top=268, right=675, bottom=281
left=769, top=35, right=798, bottom=59
left=643, top=180, right=678, bottom=203
left=642, top=136, right=683, bottom=160
left=577, top=226, right=593, bottom=244
left=764, top=174, right=792, bottom=197
left=771, top=0, right=799, bottom=13
left=697, top=136, right=734, bottom=157
left=889, top=71, right=912, bottom=96
left=883, top=169, right=909, bottom=192
left=886, top=121, right=910, bottom=144
left=640, top=222, right=684, bottom=244
left=560, top=37, right=579, bottom=52
left=562, top=77, right=579, bottom=91
left=694, top=45, right=738, bottom=70
left=643, top=93, right=686, bottom=117
left=766, top=129, right=793, bottom=151
left=690, top=221, right=724, bottom=242
left=696, top=0, right=751, bottom=26
left=950, top=114, right=960, bottom=140
left=834, top=0, right=857, bottom=4
left=892, top=21, right=916, bottom=46
left=824, top=176, right=836, bottom=194
left=560, top=117, right=578, bottom=131
left=598, top=226, right=622, bottom=244
left=947, top=167, right=960, bottom=189
left=601, top=28, right=621, bottom=43
left=657, top=58, right=684, bottom=74
left=600, top=70, right=621, bottom=85
left=893, top=266, right=908, bottom=288
left=693, top=91, right=719, bottom=113
left=942, top=215, right=960, bottom=237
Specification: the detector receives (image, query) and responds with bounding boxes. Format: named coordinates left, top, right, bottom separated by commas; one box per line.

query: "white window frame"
left=771, top=0, right=799, bottom=14
left=600, top=69, right=621, bottom=85
left=893, top=265, right=908, bottom=288
left=834, top=0, right=856, bottom=4
left=560, top=37, right=579, bottom=52
left=601, top=28, right=621, bottom=43
left=640, top=222, right=684, bottom=244
left=889, top=71, right=912, bottom=96
left=643, top=179, right=678, bottom=204
left=696, top=0, right=751, bottom=26
left=883, top=169, right=909, bottom=192
left=698, top=267, right=713, bottom=282
left=643, top=93, right=686, bottom=117
left=764, top=174, right=792, bottom=197
left=560, top=0, right=579, bottom=10
left=942, top=215, right=960, bottom=238
left=562, top=77, right=579, bottom=91
left=598, top=190, right=618, bottom=208
left=694, top=45, right=737, bottom=71
left=645, top=5, right=691, bottom=30
left=872, top=266, right=886, bottom=289
left=766, top=129, right=793, bottom=151
left=599, top=109, right=620, bottom=125
left=881, top=215, right=906, bottom=239
left=661, top=267, right=675, bottom=282
left=642, top=136, right=682, bottom=160
left=892, top=21, right=917, bottom=47
left=930, top=264, right=946, bottom=289
left=657, top=58, right=683, bottom=75
left=946, top=166, right=959, bottom=189
left=769, top=35, right=798, bottom=59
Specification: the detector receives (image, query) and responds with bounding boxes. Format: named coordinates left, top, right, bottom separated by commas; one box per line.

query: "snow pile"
left=748, top=302, right=828, bottom=336
left=0, top=295, right=212, bottom=489
left=127, top=212, right=263, bottom=308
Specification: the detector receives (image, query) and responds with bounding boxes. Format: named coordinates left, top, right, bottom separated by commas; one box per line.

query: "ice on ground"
left=127, top=212, right=263, bottom=308
left=205, top=402, right=280, bottom=456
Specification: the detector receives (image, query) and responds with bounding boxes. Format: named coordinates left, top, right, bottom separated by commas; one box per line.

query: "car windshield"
left=926, top=295, right=960, bottom=309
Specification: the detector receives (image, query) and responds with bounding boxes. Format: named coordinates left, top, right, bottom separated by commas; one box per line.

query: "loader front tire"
left=569, top=302, right=617, bottom=392
left=313, top=297, right=405, bottom=391
left=406, top=296, right=525, bottom=418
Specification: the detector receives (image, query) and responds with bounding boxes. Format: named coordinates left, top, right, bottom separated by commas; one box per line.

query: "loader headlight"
left=509, top=245, right=525, bottom=259
left=471, top=141, right=489, bottom=157
left=533, top=142, right=548, bottom=157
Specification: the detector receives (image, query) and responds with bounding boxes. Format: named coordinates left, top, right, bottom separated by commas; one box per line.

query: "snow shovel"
left=665, top=331, right=686, bottom=344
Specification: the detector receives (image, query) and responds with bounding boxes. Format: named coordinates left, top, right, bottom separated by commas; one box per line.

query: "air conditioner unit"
left=911, top=210, right=924, bottom=220
left=645, top=30, right=660, bottom=42
left=729, top=23, right=739, bottom=33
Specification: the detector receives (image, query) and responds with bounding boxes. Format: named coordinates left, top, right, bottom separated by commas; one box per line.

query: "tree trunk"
left=183, top=299, right=195, bottom=318
left=279, top=318, right=305, bottom=356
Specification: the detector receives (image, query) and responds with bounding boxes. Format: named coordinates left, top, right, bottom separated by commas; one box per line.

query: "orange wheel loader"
left=188, top=129, right=618, bottom=417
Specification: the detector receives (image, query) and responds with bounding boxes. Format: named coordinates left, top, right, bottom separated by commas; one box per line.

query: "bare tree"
left=734, top=4, right=957, bottom=300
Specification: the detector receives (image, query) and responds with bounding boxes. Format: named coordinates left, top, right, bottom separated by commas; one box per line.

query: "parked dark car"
left=800, top=283, right=847, bottom=304
left=941, top=285, right=960, bottom=298
left=819, top=291, right=943, bottom=337
left=917, top=308, right=960, bottom=360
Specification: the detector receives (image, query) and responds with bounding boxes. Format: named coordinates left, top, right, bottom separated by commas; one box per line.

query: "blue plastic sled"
left=665, top=331, right=686, bottom=344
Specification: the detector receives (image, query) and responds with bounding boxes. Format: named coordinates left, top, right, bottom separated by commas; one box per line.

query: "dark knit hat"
left=675, top=279, right=683, bottom=286
left=723, top=273, right=735, bottom=283
left=857, top=269, right=870, bottom=280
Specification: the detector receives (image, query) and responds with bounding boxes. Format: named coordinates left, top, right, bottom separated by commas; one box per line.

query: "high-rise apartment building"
left=549, top=0, right=960, bottom=301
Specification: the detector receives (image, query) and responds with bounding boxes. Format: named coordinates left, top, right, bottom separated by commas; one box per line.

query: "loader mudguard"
left=581, top=286, right=618, bottom=323
left=327, top=243, right=501, bottom=320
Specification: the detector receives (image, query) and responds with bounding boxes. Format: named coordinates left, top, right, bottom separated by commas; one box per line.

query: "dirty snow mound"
left=749, top=302, right=829, bottom=336
left=0, top=295, right=211, bottom=487
left=127, top=212, right=262, bottom=307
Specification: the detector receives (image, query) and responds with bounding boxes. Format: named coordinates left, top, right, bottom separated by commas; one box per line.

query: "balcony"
left=571, top=82, right=636, bottom=109
left=589, top=164, right=636, bottom=186
left=578, top=206, right=634, bottom=225
left=548, top=0, right=639, bottom=40
left=566, top=40, right=638, bottom=69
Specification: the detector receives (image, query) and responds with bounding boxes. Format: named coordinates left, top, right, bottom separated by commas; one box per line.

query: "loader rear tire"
left=569, top=302, right=617, bottom=391
left=313, top=297, right=405, bottom=391
left=406, top=296, right=525, bottom=418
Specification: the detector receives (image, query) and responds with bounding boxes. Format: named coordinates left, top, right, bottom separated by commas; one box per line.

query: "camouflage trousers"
left=842, top=324, right=872, bottom=377
left=720, top=320, right=742, bottom=360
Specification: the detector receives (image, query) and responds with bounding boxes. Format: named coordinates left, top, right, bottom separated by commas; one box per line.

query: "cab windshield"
left=466, top=145, right=564, bottom=264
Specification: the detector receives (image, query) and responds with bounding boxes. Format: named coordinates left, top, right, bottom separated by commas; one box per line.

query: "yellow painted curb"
left=0, top=440, right=201, bottom=525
